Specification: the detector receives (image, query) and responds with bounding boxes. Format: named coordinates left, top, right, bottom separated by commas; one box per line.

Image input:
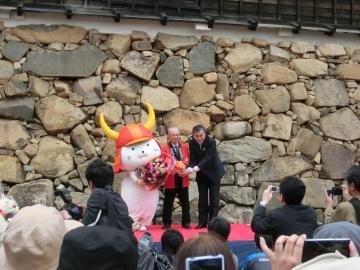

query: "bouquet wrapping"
left=135, top=153, right=175, bottom=191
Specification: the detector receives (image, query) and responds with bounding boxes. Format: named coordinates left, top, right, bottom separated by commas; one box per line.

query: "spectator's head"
left=344, top=165, right=360, bottom=196
left=279, top=176, right=306, bottom=205
left=176, top=233, right=236, bottom=270
left=208, top=217, right=231, bottom=241
left=255, top=234, right=273, bottom=251
left=0, top=204, right=82, bottom=270
left=85, top=159, right=114, bottom=189
left=161, top=229, right=184, bottom=255
left=314, top=222, right=360, bottom=254
left=167, top=127, right=181, bottom=145
left=192, top=124, right=206, bottom=145
left=58, top=225, right=138, bottom=270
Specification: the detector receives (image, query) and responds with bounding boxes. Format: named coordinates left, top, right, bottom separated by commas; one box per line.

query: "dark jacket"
left=189, top=135, right=225, bottom=183
left=251, top=204, right=318, bottom=240
left=58, top=225, right=138, bottom=270
left=82, top=185, right=132, bottom=231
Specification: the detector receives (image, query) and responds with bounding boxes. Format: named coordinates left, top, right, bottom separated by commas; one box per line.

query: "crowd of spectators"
left=0, top=159, right=359, bottom=270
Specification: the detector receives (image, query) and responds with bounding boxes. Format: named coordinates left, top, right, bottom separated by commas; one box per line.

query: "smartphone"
left=302, top=238, right=350, bottom=262
left=271, top=186, right=280, bottom=192
left=185, top=255, right=225, bottom=270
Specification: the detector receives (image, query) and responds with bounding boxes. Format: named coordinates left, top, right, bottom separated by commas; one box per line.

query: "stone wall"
left=0, top=23, right=359, bottom=224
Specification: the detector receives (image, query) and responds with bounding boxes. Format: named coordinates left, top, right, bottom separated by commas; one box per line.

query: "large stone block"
left=317, top=44, right=346, bottom=57
left=320, top=142, right=357, bottom=179
left=319, top=108, right=360, bottom=141
left=225, top=43, right=262, bottom=73
left=2, top=41, right=30, bottom=62
left=336, top=64, right=360, bottom=80
left=141, top=86, right=179, bottom=112
left=263, top=113, right=292, bottom=141
left=179, top=78, right=215, bottom=109
left=154, top=33, right=198, bottom=51
left=95, top=101, right=123, bottom=126
left=302, top=178, right=336, bottom=208
left=218, top=136, right=272, bottom=163
left=164, top=109, right=210, bottom=136
left=120, top=51, right=160, bottom=82
left=0, top=60, right=15, bottom=80
left=219, top=204, right=253, bottom=224
left=0, top=97, right=35, bottom=121
left=0, top=155, right=25, bottom=184
left=12, top=24, right=87, bottom=44
left=220, top=186, right=257, bottom=205
left=292, top=59, right=328, bottom=77
left=255, top=86, right=290, bottom=113
left=0, top=119, right=30, bottom=150
left=233, top=94, right=260, bottom=119
left=261, top=63, right=297, bottom=85
left=8, top=179, right=54, bottom=208
left=70, top=125, right=97, bottom=158
left=73, top=76, right=103, bottom=106
left=252, top=156, right=312, bottom=183
left=214, top=121, right=251, bottom=140
left=290, top=42, right=315, bottom=54
left=36, top=95, right=87, bottom=134
left=104, top=34, right=131, bottom=57
left=31, top=136, right=75, bottom=178
left=105, top=75, right=141, bottom=105
left=23, top=44, right=106, bottom=77
left=314, top=79, right=349, bottom=107
left=188, top=42, right=216, bottom=75
left=156, top=56, right=184, bottom=88
left=291, top=128, right=322, bottom=159
left=291, top=102, right=320, bottom=125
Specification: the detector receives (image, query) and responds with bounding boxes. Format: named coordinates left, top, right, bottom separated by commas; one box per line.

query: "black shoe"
left=182, top=223, right=191, bottom=229
left=195, top=224, right=207, bottom=229
left=162, top=224, right=171, bottom=230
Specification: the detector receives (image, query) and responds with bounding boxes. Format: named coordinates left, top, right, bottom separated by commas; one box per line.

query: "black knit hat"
left=57, top=225, right=138, bottom=270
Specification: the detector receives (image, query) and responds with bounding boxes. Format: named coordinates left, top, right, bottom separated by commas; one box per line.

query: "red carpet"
left=134, top=224, right=254, bottom=242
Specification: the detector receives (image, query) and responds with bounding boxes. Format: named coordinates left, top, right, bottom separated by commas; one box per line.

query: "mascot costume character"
left=99, top=103, right=174, bottom=231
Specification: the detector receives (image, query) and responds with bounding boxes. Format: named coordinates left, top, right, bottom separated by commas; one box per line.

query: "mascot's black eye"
left=147, top=143, right=149, bottom=146
left=131, top=147, right=135, bottom=150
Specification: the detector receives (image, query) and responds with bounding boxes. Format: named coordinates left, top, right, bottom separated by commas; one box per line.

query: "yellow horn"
left=143, top=102, right=155, bottom=131
left=99, top=113, right=119, bottom=140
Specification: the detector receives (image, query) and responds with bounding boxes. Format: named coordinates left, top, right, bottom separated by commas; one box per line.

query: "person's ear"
left=88, top=181, right=94, bottom=190
left=349, top=183, right=355, bottom=192
left=278, top=193, right=284, bottom=203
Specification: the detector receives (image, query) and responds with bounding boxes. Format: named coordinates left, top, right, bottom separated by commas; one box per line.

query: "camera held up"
left=55, top=184, right=82, bottom=220
left=326, top=186, right=343, bottom=196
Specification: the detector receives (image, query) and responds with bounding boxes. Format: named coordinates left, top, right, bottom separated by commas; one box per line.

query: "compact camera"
left=55, top=185, right=82, bottom=220
left=326, top=186, right=343, bottom=196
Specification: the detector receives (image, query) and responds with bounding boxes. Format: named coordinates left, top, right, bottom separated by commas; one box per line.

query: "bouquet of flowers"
left=135, top=154, right=175, bottom=191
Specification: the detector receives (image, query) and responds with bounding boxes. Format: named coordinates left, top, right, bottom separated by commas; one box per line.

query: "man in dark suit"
left=251, top=176, right=318, bottom=241
left=188, top=124, right=225, bottom=229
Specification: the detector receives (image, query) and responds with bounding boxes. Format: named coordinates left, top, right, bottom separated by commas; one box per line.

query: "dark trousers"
left=162, top=187, right=190, bottom=225
left=197, top=172, right=220, bottom=225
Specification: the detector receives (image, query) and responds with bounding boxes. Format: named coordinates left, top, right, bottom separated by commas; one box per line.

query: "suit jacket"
left=251, top=204, right=318, bottom=240
left=162, top=142, right=190, bottom=189
left=189, top=135, right=225, bottom=183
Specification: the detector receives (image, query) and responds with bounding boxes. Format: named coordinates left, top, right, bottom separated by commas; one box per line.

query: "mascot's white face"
left=120, top=139, right=161, bottom=171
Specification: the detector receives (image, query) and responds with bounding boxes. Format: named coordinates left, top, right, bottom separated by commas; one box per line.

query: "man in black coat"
left=251, top=176, right=318, bottom=241
left=188, top=124, right=225, bottom=229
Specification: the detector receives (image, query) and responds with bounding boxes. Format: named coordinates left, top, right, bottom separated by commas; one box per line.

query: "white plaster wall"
left=2, top=11, right=360, bottom=46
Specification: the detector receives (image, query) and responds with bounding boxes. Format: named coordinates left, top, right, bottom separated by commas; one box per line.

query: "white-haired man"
left=162, top=127, right=191, bottom=229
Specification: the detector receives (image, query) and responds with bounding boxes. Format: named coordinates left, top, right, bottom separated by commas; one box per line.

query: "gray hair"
left=167, top=127, right=180, bottom=135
